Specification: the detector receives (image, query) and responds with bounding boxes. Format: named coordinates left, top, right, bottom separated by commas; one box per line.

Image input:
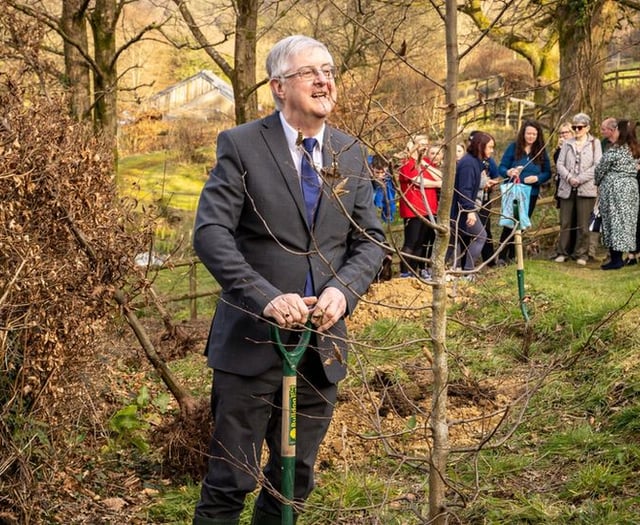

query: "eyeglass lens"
left=284, top=66, right=336, bottom=80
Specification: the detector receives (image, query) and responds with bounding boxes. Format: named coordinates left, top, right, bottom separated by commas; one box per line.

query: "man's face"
left=600, top=120, right=615, bottom=140
left=275, top=47, right=336, bottom=122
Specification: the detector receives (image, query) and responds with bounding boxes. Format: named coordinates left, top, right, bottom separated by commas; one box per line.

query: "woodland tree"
left=172, top=0, right=263, bottom=124
left=60, top=0, right=92, bottom=120
left=459, top=0, right=637, bottom=124
left=5, top=0, right=164, bottom=149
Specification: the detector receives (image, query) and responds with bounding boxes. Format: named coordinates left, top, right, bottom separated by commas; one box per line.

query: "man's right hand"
left=263, top=293, right=317, bottom=328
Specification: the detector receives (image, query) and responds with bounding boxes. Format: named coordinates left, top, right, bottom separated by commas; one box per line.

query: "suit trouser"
left=194, top=347, right=337, bottom=521
left=557, top=192, right=596, bottom=259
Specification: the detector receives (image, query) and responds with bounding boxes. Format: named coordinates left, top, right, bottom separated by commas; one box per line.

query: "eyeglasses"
left=572, top=125, right=587, bottom=131
left=560, top=130, right=572, bottom=135
left=280, top=65, right=337, bottom=82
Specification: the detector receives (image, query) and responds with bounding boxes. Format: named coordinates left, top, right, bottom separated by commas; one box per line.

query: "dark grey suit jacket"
left=193, top=112, right=385, bottom=383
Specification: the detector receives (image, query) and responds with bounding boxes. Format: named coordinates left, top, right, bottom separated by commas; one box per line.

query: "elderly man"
left=191, top=35, right=385, bottom=525
left=600, top=117, right=618, bottom=153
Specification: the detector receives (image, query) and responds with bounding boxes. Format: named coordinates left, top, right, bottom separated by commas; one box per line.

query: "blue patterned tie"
left=300, top=138, right=320, bottom=226
left=301, top=138, right=319, bottom=296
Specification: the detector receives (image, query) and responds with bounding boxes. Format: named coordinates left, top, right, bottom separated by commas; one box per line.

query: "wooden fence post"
left=189, top=260, right=197, bottom=320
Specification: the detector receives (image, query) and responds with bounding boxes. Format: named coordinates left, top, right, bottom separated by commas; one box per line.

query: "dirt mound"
left=319, top=277, right=519, bottom=468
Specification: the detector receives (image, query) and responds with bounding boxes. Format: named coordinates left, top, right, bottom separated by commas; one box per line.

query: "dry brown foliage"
left=0, top=76, right=150, bottom=522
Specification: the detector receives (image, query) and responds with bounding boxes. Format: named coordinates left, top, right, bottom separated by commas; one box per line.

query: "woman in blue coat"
left=449, top=131, right=495, bottom=273
left=497, top=120, right=551, bottom=264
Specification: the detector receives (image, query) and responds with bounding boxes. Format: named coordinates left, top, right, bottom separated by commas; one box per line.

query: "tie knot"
left=302, top=138, right=317, bottom=154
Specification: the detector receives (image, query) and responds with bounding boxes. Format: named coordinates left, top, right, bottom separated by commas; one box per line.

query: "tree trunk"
left=60, top=0, right=92, bottom=121
left=90, top=0, right=118, bottom=151
left=233, top=0, right=259, bottom=124
left=428, top=1, right=457, bottom=523
left=174, top=0, right=260, bottom=125
left=460, top=0, right=559, bottom=112
left=557, top=0, right=617, bottom=124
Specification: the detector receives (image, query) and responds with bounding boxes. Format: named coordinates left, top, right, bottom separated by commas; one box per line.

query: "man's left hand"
left=310, top=286, right=346, bottom=332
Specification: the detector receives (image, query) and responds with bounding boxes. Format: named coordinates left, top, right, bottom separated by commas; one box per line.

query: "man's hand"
left=264, top=293, right=317, bottom=329
left=309, top=286, right=346, bottom=332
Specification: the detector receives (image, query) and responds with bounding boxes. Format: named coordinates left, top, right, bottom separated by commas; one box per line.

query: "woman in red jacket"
left=398, top=135, right=442, bottom=278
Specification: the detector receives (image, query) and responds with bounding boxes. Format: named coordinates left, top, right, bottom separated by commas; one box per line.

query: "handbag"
left=589, top=209, right=602, bottom=233
left=499, top=183, right=532, bottom=229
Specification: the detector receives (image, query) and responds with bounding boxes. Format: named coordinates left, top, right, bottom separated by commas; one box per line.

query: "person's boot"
left=192, top=515, right=239, bottom=525
left=601, top=250, right=624, bottom=270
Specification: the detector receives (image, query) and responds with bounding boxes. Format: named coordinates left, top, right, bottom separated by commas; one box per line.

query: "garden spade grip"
left=271, top=322, right=312, bottom=525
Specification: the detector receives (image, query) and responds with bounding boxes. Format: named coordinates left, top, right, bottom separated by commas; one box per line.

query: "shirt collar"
left=278, top=112, right=325, bottom=152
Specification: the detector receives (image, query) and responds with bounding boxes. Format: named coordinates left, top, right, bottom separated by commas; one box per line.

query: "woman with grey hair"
left=554, top=112, right=602, bottom=265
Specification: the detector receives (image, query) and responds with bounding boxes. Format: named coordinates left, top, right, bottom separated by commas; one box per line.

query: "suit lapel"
left=316, top=127, right=348, bottom=227
left=260, top=114, right=310, bottom=228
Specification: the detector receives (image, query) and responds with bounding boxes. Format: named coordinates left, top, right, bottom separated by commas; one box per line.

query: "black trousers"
left=479, top=200, right=495, bottom=263
left=400, top=216, right=435, bottom=273
left=194, top=346, right=337, bottom=520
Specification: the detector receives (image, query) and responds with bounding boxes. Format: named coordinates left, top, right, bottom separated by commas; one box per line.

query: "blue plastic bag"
left=499, top=183, right=532, bottom=229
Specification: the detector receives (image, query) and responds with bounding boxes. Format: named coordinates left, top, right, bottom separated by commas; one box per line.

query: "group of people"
left=394, top=119, right=552, bottom=278
left=554, top=113, right=640, bottom=270
left=188, top=34, right=639, bottom=525
left=378, top=112, right=640, bottom=277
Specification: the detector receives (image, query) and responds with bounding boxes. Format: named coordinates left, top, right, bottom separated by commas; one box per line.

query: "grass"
left=119, top=149, right=212, bottom=213
left=117, top=151, right=640, bottom=524
left=136, top=259, right=640, bottom=524
left=144, top=260, right=220, bottom=320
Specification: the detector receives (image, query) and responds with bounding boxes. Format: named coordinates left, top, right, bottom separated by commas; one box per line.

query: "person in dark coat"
left=192, top=35, right=385, bottom=525
left=448, top=131, right=495, bottom=274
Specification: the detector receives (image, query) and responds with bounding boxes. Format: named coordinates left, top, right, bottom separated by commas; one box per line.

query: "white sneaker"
left=576, top=258, right=587, bottom=266
left=554, top=255, right=566, bottom=263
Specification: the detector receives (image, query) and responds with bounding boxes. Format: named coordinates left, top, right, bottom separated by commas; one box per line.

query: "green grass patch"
left=108, top=160, right=640, bottom=523
left=119, top=150, right=211, bottom=212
